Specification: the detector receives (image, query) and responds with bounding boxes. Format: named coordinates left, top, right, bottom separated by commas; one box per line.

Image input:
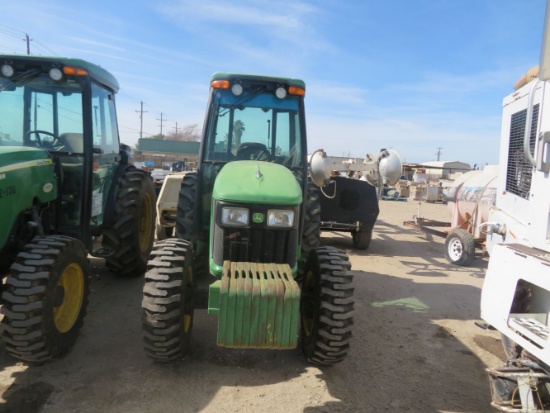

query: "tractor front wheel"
left=300, top=246, right=355, bottom=365
left=301, top=180, right=321, bottom=256
left=103, top=166, right=156, bottom=277
left=142, top=239, right=195, bottom=362
left=1, top=235, right=90, bottom=363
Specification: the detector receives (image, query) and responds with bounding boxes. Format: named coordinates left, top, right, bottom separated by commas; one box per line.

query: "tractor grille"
left=223, top=228, right=293, bottom=263
left=506, top=104, right=539, bottom=200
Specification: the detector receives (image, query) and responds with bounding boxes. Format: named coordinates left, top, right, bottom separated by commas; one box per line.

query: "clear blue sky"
left=1, top=0, right=546, bottom=167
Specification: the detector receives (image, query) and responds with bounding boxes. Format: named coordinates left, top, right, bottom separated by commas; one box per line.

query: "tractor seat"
left=59, top=132, right=84, bottom=153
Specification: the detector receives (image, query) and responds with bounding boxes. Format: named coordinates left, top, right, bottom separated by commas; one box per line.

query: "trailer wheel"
left=352, top=229, right=372, bottom=250
left=302, top=180, right=321, bottom=255
left=444, top=228, right=475, bottom=266
left=1, top=235, right=90, bottom=363
left=142, top=239, right=195, bottom=362
left=175, top=172, right=197, bottom=241
left=103, top=166, right=156, bottom=276
left=300, top=246, right=355, bottom=365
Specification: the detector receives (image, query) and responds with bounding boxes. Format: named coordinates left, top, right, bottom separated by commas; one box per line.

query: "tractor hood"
left=213, top=161, right=302, bottom=205
left=0, top=145, right=52, bottom=167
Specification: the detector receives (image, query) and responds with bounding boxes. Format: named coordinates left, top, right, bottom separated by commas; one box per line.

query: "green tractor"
left=142, top=73, right=355, bottom=364
left=0, top=55, right=156, bottom=363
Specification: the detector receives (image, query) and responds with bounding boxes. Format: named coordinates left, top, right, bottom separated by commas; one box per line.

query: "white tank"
left=445, top=165, right=499, bottom=238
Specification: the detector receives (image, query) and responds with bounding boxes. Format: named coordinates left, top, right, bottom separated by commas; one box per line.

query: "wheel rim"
left=301, top=270, right=315, bottom=336
left=54, top=263, right=85, bottom=333
left=447, top=237, right=463, bottom=262
left=139, top=192, right=154, bottom=252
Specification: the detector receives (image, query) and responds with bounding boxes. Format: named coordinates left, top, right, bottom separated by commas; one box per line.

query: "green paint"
left=371, top=297, right=429, bottom=313
left=212, top=161, right=302, bottom=205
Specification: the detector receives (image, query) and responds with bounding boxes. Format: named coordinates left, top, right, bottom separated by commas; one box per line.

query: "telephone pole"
left=135, top=101, right=148, bottom=139
left=436, top=147, right=443, bottom=161
left=173, top=122, right=179, bottom=137
left=25, top=33, right=32, bottom=55
left=157, top=112, right=166, bottom=136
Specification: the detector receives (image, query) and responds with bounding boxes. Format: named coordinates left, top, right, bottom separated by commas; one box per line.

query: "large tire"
left=352, top=229, right=372, bottom=250
left=175, top=172, right=197, bottom=241
left=1, top=235, right=90, bottom=363
left=444, top=228, right=475, bottom=266
left=142, top=239, right=195, bottom=362
left=301, top=180, right=321, bottom=256
left=103, top=167, right=156, bottom=277
left=300, top=246, right=355, bottom=365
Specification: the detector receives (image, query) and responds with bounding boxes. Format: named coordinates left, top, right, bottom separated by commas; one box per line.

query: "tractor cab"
left=0, top=55, right=123, bottom=247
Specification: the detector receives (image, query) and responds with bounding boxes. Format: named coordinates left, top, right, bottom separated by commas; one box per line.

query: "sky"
left=0, top=0, right=547, bottom=168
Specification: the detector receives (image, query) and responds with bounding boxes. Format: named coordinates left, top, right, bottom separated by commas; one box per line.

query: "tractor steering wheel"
left=25, top=130, right=60, bottom=149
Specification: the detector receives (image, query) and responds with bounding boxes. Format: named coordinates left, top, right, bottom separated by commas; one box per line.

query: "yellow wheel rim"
left=138, top=192, right=153, bottom=253
left=54, top=263, right=85, bottom=333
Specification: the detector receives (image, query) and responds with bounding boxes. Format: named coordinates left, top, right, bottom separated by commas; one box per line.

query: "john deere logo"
left=252, top=213, right=264, bottom=223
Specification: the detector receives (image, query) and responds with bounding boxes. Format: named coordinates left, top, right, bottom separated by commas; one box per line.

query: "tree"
left=166, top=123, right=201, bottom=142
left=233, top=120, right=245, bottom=148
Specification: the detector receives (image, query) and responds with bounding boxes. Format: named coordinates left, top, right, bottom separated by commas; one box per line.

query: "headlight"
left=267, top=209, right=294, bottom=228
left=221, top=207, right=249, bottom=227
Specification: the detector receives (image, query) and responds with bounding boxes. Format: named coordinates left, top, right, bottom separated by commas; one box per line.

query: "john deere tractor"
left=0, top=55, right=156, bottom=363
left=142, top=73, right=355, bottom=365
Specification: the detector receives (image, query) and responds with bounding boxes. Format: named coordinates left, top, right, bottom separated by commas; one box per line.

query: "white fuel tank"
left=445, top=165, right=499, bottom=238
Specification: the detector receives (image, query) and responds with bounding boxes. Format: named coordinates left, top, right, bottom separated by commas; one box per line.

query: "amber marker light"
left=211, top=80, right=230, bottom=89
left=288, top=86, right=305, bottom=96
left=63, top=66, right=88, bottom=76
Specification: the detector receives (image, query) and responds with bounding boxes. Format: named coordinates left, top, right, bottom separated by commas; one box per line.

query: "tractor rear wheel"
left=175, top=172, right=197, bottom=241
left=1, top=235, right=90, bottom=363
left=300, top=246, right=355, bottom=365
left=301, top=180, right=321, bottom=256
left=142, top=239, right=195, bottom=362
left=444, top=228, right=475, bottom=266
left=103, top=166, right=156, bottom=277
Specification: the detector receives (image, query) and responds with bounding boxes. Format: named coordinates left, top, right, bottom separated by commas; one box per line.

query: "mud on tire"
left=142, top=239, right=195, bottom=362
left=300, top=246, right=355, bottom=365
left=1, top=235, right=90, bottom=363
left=103, top=166, right=156, bottom=276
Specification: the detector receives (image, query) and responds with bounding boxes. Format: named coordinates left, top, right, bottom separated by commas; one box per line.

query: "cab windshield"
left=204, top=89, right=303, bottom=169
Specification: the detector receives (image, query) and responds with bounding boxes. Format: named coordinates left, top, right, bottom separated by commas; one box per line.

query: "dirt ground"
left=0, top=199, right=505, bottom=413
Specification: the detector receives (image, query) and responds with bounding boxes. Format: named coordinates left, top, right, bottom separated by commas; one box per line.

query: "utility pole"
left=24, top=33, right=32, bottom=55
left=436, top=147, right=443, bottom=161
left=173, top=122, right=179, bottom=138
left=135, top=101, right=148, bottom=139
left=157, top=112, right=166, bottom=136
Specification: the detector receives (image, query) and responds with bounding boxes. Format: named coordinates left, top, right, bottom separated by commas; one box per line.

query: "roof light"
left=275, top=86, right=287, bottom=99
left=288, top=86, right=305, bottom=96
left=49, top=68, right=63, bottom=81
left=231, top=83, right=243, bottom=96
left=1, top=64, right=14, bottom=78
left=63, top=66, right=88, bottom=76
left=211, top=80, right=230, bottom=89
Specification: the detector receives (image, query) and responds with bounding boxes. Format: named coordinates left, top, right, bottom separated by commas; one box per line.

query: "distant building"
left=421, top=161, right=471, bottom=181
left=135, top=138, right=200, bottom=169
